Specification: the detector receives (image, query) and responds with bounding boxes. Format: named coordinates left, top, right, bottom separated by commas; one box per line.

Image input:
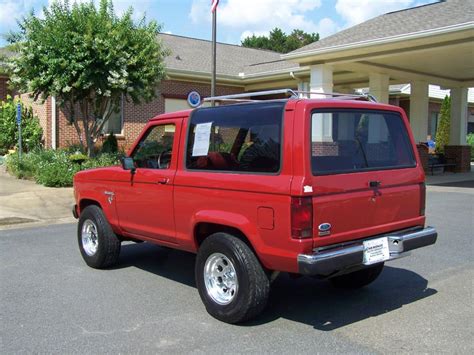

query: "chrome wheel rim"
left=204, top=253, right=238, bottom=305
left=81, top=219, right=99, bottom=256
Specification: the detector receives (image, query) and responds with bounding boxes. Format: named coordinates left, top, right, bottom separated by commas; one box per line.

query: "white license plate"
left=363, top=237, right=390, bottom=265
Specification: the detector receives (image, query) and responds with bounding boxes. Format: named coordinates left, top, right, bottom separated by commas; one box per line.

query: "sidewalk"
left=0, top=161, right=472, bottom=230
left=425, top=163, right=474, bottom=185
left=0, top=165, right=75, bottom=230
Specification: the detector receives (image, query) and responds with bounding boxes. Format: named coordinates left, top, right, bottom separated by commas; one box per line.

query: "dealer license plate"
left=363, top=237, right=390, bottom=265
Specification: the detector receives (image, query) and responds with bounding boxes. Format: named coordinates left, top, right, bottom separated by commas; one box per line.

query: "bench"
left=427, top=154, right=456, bottom=175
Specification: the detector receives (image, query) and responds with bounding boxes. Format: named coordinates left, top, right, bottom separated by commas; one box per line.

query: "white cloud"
left=239, top=30, right=270, bottom=42
left=335, top=0, right=431, bottom=28
left=0, top=0, right=41, bottom=33
left=189, top=0, right=334, bottom=43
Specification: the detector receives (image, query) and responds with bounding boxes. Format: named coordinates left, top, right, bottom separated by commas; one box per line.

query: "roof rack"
left=202, top=89, right=377, bottom=104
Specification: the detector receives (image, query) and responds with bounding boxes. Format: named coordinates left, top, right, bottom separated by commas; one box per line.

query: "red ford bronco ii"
left=73, top=89, right=437, bottom=324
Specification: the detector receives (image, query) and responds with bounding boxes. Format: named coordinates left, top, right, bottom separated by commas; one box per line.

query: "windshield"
left=311, top=109, right=416, bottom=175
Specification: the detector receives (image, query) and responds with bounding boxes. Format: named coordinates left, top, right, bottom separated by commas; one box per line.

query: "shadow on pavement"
left=429, top=180, right=474, bottom=188
left=113, top=242, right=437, bottom=330
left=247, top=267, right=436, bottom=330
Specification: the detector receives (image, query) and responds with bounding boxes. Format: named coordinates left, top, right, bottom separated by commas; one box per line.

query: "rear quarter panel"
left=173, top=103, right=313, bottom=272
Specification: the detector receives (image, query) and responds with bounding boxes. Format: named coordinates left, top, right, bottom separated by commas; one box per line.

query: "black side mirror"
left=121, top=157, right=136, bottom=173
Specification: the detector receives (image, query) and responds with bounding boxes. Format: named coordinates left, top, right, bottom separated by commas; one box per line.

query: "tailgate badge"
left=303, top=185, right=313, bottom=193
left=318, top=223, right=332, bottom=236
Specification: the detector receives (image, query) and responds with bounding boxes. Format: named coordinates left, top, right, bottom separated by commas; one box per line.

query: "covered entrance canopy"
left=281, top=0, right=474, bottom=145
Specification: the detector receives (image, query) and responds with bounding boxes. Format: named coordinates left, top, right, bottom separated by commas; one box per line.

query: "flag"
left=211, top=0, right=219, bottom=13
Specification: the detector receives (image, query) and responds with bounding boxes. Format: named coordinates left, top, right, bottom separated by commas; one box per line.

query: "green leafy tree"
left=0, top=95, right=43, bottom=155
left=435, top=95, right=451, bottom=154
left=8, top=0, right=168, bottom=156
left=466, top=132, right=474, bottom=161
left=242, top=28, right=319, bottom=53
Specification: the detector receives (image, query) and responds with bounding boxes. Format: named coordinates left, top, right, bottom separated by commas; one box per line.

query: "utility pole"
left=211, top=0, right=218, bottom=106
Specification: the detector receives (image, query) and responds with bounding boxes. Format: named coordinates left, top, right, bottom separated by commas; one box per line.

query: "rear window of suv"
left=311, top=109, right=416, bottom=175
left=186, top=101, right=285, bottom=173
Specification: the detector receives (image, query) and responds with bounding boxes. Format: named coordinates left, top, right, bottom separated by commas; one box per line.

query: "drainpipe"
left=51, top=96, right=57, bottom=149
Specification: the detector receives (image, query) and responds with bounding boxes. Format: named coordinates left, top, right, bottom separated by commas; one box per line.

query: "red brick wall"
left=444, top=145, right=471, bottom=173
left=0, top=76, right=10, bottom=101
left=416, top=144, right=429, bottom=173
left=57, top=79, right=243, bottom=151
left=312, top=142, right=338, bottom=156
left=19, top=94, right=51, bottom=148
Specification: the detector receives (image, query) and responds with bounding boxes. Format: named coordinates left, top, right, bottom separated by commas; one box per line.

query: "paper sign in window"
left=192, top=122, right=212, bottom=156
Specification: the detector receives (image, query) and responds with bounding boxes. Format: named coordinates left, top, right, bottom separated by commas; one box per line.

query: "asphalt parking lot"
left=1, top=183, right=473, bottom=354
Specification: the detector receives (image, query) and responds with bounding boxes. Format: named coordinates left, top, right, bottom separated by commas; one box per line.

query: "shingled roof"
left=288, top=0, right=474, bottom=56
left=159, top=33, right=294, bottom=78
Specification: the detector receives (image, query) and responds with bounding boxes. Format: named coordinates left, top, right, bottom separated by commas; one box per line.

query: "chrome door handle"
left=158, top=178, right=169, bottom=185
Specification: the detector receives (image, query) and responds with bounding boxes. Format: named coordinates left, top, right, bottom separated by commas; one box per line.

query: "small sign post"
left=16, top=103, right=22, bottom=160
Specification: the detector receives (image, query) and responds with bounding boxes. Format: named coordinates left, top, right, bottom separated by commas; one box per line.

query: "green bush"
left=435, top=95, right=450, bottom=154
left=0, top=95, right=43, bottom=155
left=467, top=133, right=474, bottom=161
left=101, top=133, right=118, bottom=154
left=5, top=149, right=121, bottom=187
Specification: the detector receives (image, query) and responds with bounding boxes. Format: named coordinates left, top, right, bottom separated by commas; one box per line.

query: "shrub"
left=435, top=95, right=450, bottom=154
left=467, top=133, right=474, bottom=161
left=101, top=133, right=118, bottom=154
left=5, top=149, right=121, bottom=187
left=35, top=150, right=79, bottom=187
left=0, top=95, right=43, bottom=155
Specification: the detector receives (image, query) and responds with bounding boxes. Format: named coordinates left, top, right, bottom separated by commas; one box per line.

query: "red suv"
left=73, top=90, right=437, bottom=324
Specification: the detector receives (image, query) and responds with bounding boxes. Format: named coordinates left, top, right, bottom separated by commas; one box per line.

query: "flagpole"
left=211, top=6, right=217, bottom=106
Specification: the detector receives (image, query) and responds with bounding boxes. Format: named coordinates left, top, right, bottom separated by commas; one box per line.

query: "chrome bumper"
left=298, top=226, right=437, bottom=276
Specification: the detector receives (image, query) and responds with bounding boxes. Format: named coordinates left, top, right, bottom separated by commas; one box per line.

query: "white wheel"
left=204, top=253, right=238, bottom=305
left=81, top=219, right=99, bottom=256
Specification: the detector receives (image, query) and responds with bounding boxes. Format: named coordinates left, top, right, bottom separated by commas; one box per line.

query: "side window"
left=132, top=124, right=175, bottom=169
left=186, top=102, right=284, bottom=173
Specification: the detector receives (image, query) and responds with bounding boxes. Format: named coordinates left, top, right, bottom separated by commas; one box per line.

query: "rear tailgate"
left=309, top=108, right=425, bottom=248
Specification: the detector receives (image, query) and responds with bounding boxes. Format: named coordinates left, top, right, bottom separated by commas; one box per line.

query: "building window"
left=429, top=111, right=439, bottom=138
left=102, top=96, right=123, bottom=135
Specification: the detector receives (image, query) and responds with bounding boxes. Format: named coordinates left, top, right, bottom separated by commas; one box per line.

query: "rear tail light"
left=419, top=182, right=426, bottom=216
left=291, top=197, right=313, bottom=239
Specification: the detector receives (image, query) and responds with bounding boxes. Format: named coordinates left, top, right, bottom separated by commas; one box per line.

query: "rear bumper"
left=298, top=226, right=437, bottom=276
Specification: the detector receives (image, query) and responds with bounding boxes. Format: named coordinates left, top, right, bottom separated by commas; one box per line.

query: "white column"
left=449, top=87, right=468, bottom=145
left=310, top=64, right=333, bottom=98
left=51, top=96, right=57, bottom=149
left=297, top=81, right=310, bottom=98
left=369, top=73, right=389, bottom=103
left=310, top=65, right=334, bottom=140
left=409, top=81, right=429, bottom=143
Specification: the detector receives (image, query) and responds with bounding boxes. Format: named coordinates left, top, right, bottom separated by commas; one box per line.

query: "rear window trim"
left=309, top=108, right=417, bottom=177
left=183, top=101, right=286, bottom=176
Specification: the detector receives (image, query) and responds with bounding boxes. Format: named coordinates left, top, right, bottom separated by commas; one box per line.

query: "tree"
left=435, top=95, right=451, bottom=154
left=8, top=0, right=168, bottom=156
left=241, top=28, right=319, bottom=53
left=0, top=95, right=43, bottom=155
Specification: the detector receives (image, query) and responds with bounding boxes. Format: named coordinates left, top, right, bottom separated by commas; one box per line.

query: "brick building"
left=0, top=0, right=473, bottom=167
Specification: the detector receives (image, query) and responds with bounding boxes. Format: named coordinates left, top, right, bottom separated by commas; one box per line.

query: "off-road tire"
left=78, top=205, right=121, bottom=269
left=195, top=233, right=270, bottom=324
left=329, top=263, right=384, bottom=289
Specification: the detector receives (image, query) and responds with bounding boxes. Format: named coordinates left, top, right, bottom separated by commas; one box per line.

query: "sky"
left=0, top=0, right=438, bottom=47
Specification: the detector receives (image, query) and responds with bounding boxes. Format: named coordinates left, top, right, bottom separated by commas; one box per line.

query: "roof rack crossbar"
left=202, top=88, right=377, bottom=104
left=294, top=91, right=377, bottom=102
left=203, top=89, right=298, bottom=103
